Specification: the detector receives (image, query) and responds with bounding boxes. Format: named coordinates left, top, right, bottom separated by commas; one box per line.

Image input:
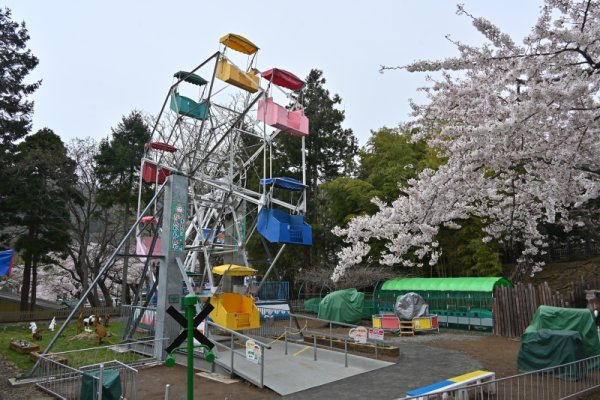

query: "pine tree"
left=0, top=8, right=40, bottom=241
left=11, top=129, right=78, bottom=310
left=94, top=111, right=150, bottom=305
left=276, top=69, right=357, bottom=195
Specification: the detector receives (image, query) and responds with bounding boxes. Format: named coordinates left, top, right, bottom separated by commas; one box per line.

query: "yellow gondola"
left=209, top=264, right=260, bottom=330
left=216, top=59, right=260, bottom=93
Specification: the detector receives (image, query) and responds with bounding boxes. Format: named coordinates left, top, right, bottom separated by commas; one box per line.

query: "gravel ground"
left=0, top=354, right=51, bottom=400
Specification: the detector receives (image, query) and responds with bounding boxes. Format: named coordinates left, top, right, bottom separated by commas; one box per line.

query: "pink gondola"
left=257, top=97, right=309, bottom=137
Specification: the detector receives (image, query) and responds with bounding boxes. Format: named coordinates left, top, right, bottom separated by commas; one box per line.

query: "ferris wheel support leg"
left=25, top=184, right=167, bottom=378
left=255, top=244, right=287, bottom=295
left=155, top=174, right=189, bottom=360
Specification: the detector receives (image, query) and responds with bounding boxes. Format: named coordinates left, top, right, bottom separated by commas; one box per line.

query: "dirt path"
left=136, top=364, right=277, bottom=399
left=0, top=353, right=51, bottom=400
left=410, top=333, right=522, bottom=377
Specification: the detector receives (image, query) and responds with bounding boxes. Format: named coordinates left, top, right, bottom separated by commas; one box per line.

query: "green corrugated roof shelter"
left=378, top=277, right=513, bottom=325
left=380, top=277, right=513, bottom=292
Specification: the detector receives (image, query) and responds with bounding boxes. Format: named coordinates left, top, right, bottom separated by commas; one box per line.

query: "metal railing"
left=256, top=281, right=290, bottom=301
left=29, top=338, right=164, bottom=375
left=399, top=354, right=600, bottom=400
left=244, top=307, right=399, bottom=366
left=205, top=320, right=271, bottom=388
left=120, top=304, right=157, bottom=340
left=36, top=357, right=138, bottom=400
left=36, top=355, right=85, bottom=399
left=286, top=312, right=398, bottom=361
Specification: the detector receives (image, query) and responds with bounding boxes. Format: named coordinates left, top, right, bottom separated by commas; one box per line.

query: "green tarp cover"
left=517, top=329, right=586, bottom=372
left=318, top=288, right=364, bottom=324
left=303, top=297, right=322, bottom=313
left=380, top=277, right=513, bottom=292
left=80, top=369, right=122, bottom=400
left=522, top=306, right=600, bottom=358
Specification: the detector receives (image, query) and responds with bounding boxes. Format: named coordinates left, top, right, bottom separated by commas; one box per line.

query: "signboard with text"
left=368, top=328, right=385, bottom=341
left=348, top=326, right=368, bottom=343
left=246, top=339, right=262, bottom=364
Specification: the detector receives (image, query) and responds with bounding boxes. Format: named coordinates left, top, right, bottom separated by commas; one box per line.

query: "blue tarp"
left=0, top=250, right=14, bottom=277
left=260, top=177, right=306, bottom=191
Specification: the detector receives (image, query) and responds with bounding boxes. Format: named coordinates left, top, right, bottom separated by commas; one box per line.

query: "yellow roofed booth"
left=212, top=264, right=257, bottom=276
left=219, top=33, right=259, bottom=55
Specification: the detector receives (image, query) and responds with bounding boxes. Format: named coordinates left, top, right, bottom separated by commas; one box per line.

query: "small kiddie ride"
left=372, top=292, right=439, bottom=336
left=209, top=264, right=260, bottom=330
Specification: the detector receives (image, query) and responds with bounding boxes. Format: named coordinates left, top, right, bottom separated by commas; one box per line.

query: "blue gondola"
left=257, top=208, right=312, bottom=246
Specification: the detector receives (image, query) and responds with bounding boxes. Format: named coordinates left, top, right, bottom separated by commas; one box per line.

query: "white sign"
left=245, top=339, right=262, bottom=364
left=348, top=326, right=368, bottom=343
left=368, top=328, right=385, bottom=341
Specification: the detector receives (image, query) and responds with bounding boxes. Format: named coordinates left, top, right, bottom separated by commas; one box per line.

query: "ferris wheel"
left=132, top=33, right=312, bottom=332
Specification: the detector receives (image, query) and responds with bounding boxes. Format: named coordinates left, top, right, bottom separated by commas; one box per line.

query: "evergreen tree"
left=11, top=129, right=78, bottom=310
left=0, top=8, right=40, bottom=241
left=94, top=111, right=150, bottom=304
left=359, top=126, right=434, bottom=202
left=275, top=69, right=357, bottom=194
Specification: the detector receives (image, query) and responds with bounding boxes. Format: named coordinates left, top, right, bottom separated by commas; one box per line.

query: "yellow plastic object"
left=219, top=33, right=259, bottom=55
left=413, top=316, right=433, bottom=330
left=372, top=316, right=381, bottom=329
left=212, top=264, right=257, bottom=276
left=216, top=59, right=260, bottom=93
left=209, top=293, right=260, bottom=330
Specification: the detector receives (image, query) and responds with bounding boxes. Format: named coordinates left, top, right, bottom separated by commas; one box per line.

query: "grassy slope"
left=0, top=320, right=125, bottom=372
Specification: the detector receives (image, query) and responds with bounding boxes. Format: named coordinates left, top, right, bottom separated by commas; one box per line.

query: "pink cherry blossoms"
left=334, top=0, right=600, bottom=281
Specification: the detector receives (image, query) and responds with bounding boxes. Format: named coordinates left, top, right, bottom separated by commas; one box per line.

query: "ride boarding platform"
left=213, top=336, right=393, bottom=396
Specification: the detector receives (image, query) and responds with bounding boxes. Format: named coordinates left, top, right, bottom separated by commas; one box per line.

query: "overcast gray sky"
left=5, top=1, right=543, bottom=146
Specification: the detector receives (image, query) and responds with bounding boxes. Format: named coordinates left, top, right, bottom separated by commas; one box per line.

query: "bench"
left=404, top=370, right=496, bottom=399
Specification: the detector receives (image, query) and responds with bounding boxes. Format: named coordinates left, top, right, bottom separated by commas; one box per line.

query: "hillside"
left=522, top=257, right=600, bottom=294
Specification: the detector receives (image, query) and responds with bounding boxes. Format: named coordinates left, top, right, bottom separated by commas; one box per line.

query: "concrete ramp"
left=215, top=339, right=393, bottom=396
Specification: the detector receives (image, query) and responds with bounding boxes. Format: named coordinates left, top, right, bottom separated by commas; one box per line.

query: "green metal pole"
left=184, top=293, right=198, bottom=400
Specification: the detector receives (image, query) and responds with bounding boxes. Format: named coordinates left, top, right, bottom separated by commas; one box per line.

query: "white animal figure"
left=49, top=317, right=56, bottom=332
left=29, top=322, right=37, bottom=334
left=83, top=315, right=100, bottom=326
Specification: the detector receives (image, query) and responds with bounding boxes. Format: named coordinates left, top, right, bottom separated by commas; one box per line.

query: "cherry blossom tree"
left=334, top=0, right=600, bottom=281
